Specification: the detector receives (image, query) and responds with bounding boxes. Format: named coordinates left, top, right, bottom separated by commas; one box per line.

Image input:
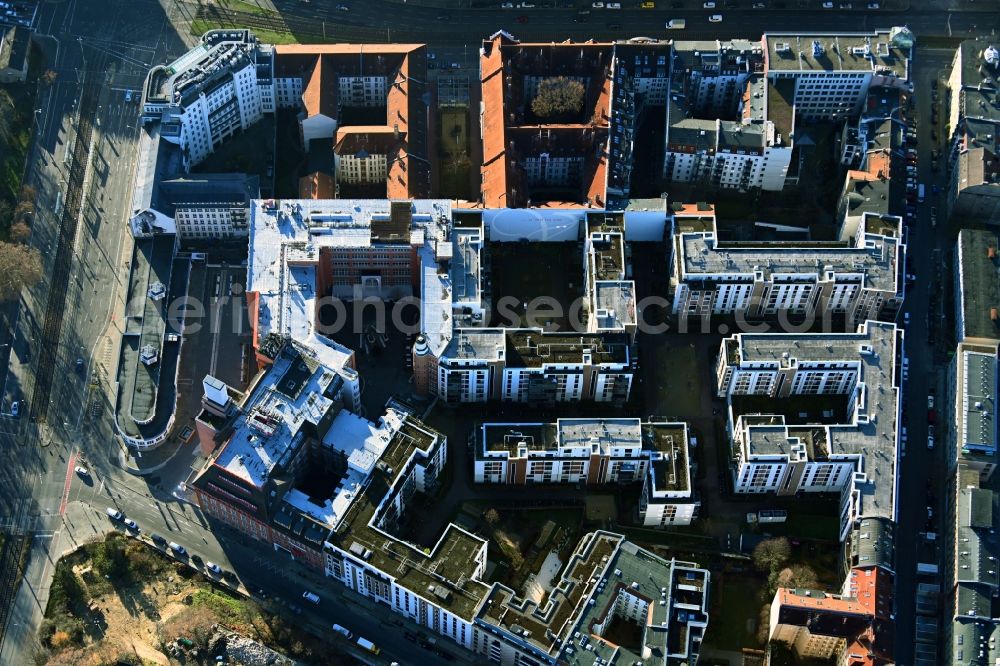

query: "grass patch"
left=438, top=106, right=472, bottom=199
left=191, top=587, right=253, bottom=626
left=218, top=0, right=278, bottom=16
left=704, top=574, right=766, bottom=650
left=761, top=511, right=840, bottom=542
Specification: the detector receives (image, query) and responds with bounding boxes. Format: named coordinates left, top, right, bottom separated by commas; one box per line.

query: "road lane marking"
left=58, top=451, right=77, bottom=515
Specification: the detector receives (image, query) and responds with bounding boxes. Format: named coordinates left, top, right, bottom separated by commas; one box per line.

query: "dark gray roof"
left=851, top=517, right=894, bottom=570
left=158, top=173, right=260, bottom=216
left=718, top=121, right=765, bottom=151
left=957, top=228, right=1000, bottom=341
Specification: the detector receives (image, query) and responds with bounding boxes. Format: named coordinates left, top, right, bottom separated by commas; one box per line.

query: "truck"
left=666, top=18, right=685, bottom=29
left=356, top=637, right=380, bottom=655
left=917, top=183, right=925, bottom=203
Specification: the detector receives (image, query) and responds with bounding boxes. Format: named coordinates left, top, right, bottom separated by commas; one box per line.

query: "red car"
left=516, top=15, right=528, bottom=23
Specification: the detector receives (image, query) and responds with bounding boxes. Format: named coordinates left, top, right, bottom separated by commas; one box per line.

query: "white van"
left=332, top=624, right=353, bottom=639
left=302, top=590, right=321, bottom=605
left=667, top=19, right=685, bottom=29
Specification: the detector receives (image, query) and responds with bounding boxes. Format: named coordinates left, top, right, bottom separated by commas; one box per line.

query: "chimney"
left=992, top=308, right=999, bottom=322
left=990, top=246, right=997, bottom=260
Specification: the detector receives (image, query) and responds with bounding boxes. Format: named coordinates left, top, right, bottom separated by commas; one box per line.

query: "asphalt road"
left=224, top=0, right=995, bottom=44
left=890, top=46, right=958, bottom=666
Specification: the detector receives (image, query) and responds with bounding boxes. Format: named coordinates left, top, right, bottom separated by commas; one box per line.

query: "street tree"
left=531, top=77, right=585, bottom=120
left=10, top=221, right=31, bottom=243
left=0, top=241, right=41, bottom=301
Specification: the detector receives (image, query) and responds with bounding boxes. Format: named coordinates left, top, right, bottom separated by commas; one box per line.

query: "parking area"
left=174, top=261, right=251, bottom=432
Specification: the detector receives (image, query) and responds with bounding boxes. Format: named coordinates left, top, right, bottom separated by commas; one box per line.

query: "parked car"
left=123, top=518, right=138, bottom=531
left=206, top=562, right=222, bottom=575
left=927, top=394, right=935, bottom=409
left=10, top=401, right=19, bottom=417
left=106, top=507, right=123, bottom=521
left=169, top=542, right=187, bottom=556
left=708, top=13, right=723, bottom=20
left=74, top=465, right=89, bottom=477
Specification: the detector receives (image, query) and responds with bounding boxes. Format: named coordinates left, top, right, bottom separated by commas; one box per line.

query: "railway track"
left=0, top=535, right=30, bottom=651
left=27, top=77, right=101, bottom=424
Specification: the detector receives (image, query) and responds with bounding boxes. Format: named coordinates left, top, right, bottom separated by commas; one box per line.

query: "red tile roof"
left=275, top=44, right=428, bottom=199
left=298, top=171, right=335, bottom=200
left=479, top=34, right=612, bottom=208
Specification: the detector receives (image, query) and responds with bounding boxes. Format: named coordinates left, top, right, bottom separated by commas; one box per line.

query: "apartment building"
left=943, top=341, right=1000, bottom=665
left=768, top=566, right=894, bottom=665
left=955, top=228, right=1000, bottom=343
left=413, top=207, right=670, bottom=406
left=429, top=329, right=633, bottom=405
left=274, top=44, right=430, bottom=199
left=763, top=29, right=912, bottom=121
left=142, top=30, right=274, bottom=170
left=192, top=343, right=710, bottom=666
left=474, top=419, right=697, bottom=526
left=945, top=39, right=1000, bottom=224
left=473, top=534, right=709, bottom=666
left=663, top=41, right=793, bottom=192
left=726, top=322, right=903, bottom=664
left=671, top=205, right=905, bottom=326
left=715, top=321, right=903, bottom=545
left=480, top=32, right=672, bottom=209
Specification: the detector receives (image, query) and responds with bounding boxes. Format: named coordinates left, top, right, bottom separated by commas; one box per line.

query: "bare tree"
left=13, top=200, right=34, bottom=225
left=0, top=241, right=42, bottom=301
left=752, top=537, right=791, bottom=574
left=531, top=77, right=585, bottom=120
left=775, top=564, right=819, bottom=590
left=483, top=508, right=500, bottom=527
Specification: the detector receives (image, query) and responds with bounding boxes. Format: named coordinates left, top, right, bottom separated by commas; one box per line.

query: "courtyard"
left=487, top=240, right=586, bottom=331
